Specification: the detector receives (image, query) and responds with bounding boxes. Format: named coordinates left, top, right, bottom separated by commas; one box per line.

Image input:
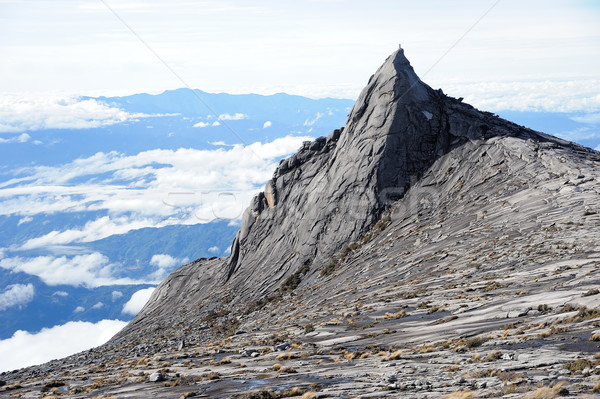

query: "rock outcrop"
left=6, top=48, right=600, bottom=398
left=113, top=48, right=597, bottom=345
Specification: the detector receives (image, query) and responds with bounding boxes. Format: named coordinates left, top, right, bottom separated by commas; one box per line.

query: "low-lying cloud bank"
left=0, top=95, right=173, bottom=133
left=444, top=79, right=600, bottom=113
left=0, top=319, right=128, bottom=372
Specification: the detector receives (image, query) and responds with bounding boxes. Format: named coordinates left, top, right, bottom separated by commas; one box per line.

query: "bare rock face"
left=224, top=48, right=538, bottom=298
left=114, top=49, right=597, bottom=352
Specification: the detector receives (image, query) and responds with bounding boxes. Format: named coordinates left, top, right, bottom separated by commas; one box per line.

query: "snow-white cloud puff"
left=208, top=246, right=220, bottom=254
left=17, top=216, right=33, bottom=226
left=218, top=113, right=246, bottom=120
left=263, top=121, right=272, bottom=128
left=193, top=121, right=210, bottom=128
left=0, top=95, right=170, bottom=133
left=150, top=254, right=181, bottom=268
left=111, top=290, right=123, bottom=301
left=0, top=283, right=34, bottom=311
left=122, top=287, right=155, bottom=316
left=0, top=252, right=145, bottom=288
left=74, top=306, right=85, bottom=313
left=0, top=319, right=127, bottom=372
left=149, top=254, right=188, bottom=280
left=0, top=133, right=31, bottom=144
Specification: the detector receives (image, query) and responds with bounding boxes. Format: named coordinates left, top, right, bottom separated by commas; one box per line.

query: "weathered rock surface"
left=3, top=48, right=600, bottom=398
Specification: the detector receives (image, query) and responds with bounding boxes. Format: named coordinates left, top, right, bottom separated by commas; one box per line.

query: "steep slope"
left=112, top=47, right=598, bottom=346
left=4, top=48, right=600, bottom=398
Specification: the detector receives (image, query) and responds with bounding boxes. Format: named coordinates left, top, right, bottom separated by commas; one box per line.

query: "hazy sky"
left=1, top=0, right=599, bottom=101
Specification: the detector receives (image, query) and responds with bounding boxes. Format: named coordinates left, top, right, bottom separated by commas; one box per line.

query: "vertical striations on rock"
left=224, top=48, right=520, bottom=292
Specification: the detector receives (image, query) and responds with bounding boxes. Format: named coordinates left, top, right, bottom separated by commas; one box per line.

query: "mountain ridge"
left=116, top=48, right=596, bottom=340
left=3, top=48, right=600, bottom=398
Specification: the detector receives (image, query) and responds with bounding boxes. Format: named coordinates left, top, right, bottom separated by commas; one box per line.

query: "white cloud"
left=554, top=127, right=600, bottom=142
left=0, top=284, right=34, bottom=311
left=571, top=113, right=600, bottom=124
left=596, top=144, right=600, bottom=151
left=304, top=112, right=323, bottom=126
left=19, top=215, right=157, bottom=250
left=219, top=113, right=247, bottom=120
left=208, top=246, right=220, bottom=254
left=443, top=80, right=600, bottom=113
left=122, top=287, right=155, bottom=316
left=52, top=291, right=68, bottom=297
left=263, top=121, right=272, bottom=128
left=0, top=95, right=168, bottom=133
left=0, top=319, right=127, bottom=372
left=74, top=306, right=85, bottom=313
left=150, top=254, right=179, bottom=268
left=0, top=133, right=31, bottom=144
left=193, top=121, right=210, bottom=128
left=149, top=254, right=188, bottom=280
left=212, top=121, right=221, bottom=126
left=0, top=135, right=312, bottom=245
left=17, top=216, right=33, bottom=226
left=111, top=290, right=123, bottom=301
left=0, top=252, right=145, bottom=288
left=91, top=301, right=104, bottom=309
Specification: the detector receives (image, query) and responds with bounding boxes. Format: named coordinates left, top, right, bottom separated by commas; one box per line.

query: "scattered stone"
left=240, top=348, right=259, bottom=357
left=274, top=343, right=290, bottom=351
left=148, top=372, right=165, bottom=382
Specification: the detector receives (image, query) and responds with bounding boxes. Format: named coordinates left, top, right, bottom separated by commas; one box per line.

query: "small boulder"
left=274, top=342, right=290, bottom=351
left=241, top=348, right=259, bottom=357
left=148, top=372, right=165, bottom=382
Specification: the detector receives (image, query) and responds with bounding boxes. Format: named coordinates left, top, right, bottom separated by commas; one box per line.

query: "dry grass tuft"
left=271, top=363, right=282, bottom=371
left=525, top=381, right=569, bottom=398
left=275, top=352, right=299, bottom=361
left=444, top=390, right=473, bottom=399
left=381, top=350, right=403, bottom=361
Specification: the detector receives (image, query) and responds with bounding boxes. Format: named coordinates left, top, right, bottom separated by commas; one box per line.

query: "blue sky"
left=0, top=0, right=598, bottom=109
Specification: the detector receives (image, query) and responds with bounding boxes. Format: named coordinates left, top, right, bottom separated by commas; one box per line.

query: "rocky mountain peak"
left=224, top=49, right=437, bottom=288
left=111, top=47, right=598, bottom=355
left=224, top=48, right=525, bottom=290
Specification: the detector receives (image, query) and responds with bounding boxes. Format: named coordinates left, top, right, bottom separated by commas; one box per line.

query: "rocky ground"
left=3, top=281, right=600, bottom=399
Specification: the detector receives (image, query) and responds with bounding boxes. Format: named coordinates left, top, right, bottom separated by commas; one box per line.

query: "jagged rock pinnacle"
left=112, top=47, right=598, bottom=349
left=223, top=48, right=493, bottom=289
